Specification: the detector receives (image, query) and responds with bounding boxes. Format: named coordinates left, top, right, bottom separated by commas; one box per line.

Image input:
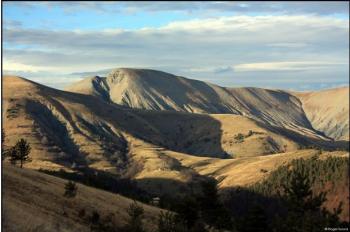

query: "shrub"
left=64, top=180, right=77, bottom=198
left=157, top=211, right=186, bottom=232
left=247, top=130, right=253, bottom=137
left=234, top=133, right=245, bottom=143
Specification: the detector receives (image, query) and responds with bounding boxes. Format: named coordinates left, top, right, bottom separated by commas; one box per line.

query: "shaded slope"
left=2, top=165, right=162, bottom=232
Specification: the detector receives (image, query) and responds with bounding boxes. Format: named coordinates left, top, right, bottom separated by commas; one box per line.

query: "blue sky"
left=2, top=1, right=349, bottom=90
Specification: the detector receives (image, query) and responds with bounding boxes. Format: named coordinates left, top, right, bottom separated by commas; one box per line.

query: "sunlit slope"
left=2, top=165, right=162, bottom=232
left=294, top=87, right=349, bottom=140
left=168, top=149, right=349, bottom=187
left=66, top=68, right=317, bottom=134
left=4, top=76, right=331, bottom=165
left=3, top=76, right=346, bottom=197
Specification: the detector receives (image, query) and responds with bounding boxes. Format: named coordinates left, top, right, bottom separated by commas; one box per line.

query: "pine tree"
left=8, top=146, right=17, bottom=165
left=10, top=138, right=31, bottom=168
left=199, top=179, right=233, bottom=230
left=274, top=168, right=342, bottom=232
left=175, top=196, right=199, bottom=230
left=124, top=201, right=145, bottom=232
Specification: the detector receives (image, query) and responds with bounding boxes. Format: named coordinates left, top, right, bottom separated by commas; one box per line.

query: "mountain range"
left=2, top=68, right=349, bottom=229
left=66, top=68, right=349, bottom=141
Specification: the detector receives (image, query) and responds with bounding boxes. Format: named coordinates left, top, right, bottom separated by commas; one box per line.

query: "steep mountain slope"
left=66, top=68, right=349, bottom=141
left=65, top=68, right=316, bottom=135
left=293, top=87, right=349, bottom=140
left=3, top=165, right=162, bottom=232
left=2, top=76, right=345, bottom=196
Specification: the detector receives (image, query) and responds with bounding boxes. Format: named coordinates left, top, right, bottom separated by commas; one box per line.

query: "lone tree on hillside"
left=10, top=138, right=31, bottom=168
left=124, top=201, right=145, bottom=232
left=64, top=180, right=78, bottom=198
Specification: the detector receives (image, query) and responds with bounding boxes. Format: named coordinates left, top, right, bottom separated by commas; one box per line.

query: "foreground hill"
left=294, top=87, right=349, bottom=140
left=2, top=165, right=162, bottom=232
left=65, top=68, right=349, bottom=140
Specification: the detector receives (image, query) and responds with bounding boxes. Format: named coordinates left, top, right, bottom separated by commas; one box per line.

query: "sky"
left=2, top=1, right=349, bottom=90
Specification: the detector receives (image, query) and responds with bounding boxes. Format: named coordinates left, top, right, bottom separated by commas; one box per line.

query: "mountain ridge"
left=65, top=68, right=349, bottom=141
left=3, top=76, right=343, bottom=167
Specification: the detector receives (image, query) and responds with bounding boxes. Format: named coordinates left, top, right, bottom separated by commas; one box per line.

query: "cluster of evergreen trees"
left=225, top=155, right=349, bottom=231
left=251, top=154, right=348, bottom=196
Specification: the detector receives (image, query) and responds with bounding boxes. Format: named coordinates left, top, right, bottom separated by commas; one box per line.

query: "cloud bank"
left=3, top=4, right=349, bottom=90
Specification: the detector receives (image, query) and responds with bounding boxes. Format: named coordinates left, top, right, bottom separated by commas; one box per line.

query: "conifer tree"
left=274, top=168, right=342, bottom=232
left=158, top=211, right=187, bottom=232
left=10, top=138, right=31, bottom=168
left=199, top=179, right=233, bottom=230
left=124, top=201, right=145, bottom=232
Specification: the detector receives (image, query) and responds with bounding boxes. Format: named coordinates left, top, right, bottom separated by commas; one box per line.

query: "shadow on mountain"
left=45, top=87, right=229, bottom=158
left=25, top=99, right=89, bottom=167
left=33, top=83, right=348, bottom=162
left=254, top=120, right=350, bottom=151
left=220, top=186, right=286, bottom=225
left=38, top=167, right=152, bottom=202
left=38, top=166, right=212, bottom=203
left=134, top=176, right=209, bottom=197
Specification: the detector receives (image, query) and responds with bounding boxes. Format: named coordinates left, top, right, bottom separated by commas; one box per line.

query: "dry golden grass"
left=2, top=76, right=348, bottom=197
left=294, top=87, right=349, bottom=140
left=3, top=164, right=163, bottom=232
left=2, top=77, right=316, bottom=162
left=167, top=149, right=349, bottom=187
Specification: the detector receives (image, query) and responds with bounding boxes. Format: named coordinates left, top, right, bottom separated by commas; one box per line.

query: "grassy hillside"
left=2, top=75, right=349, bottom=232
left=2, top=76, right=348, bottom=200
left=168, top=149, right=349, bottom=188
left=65, top=68, right=349, bottom=141
left=294, top=87, right=349, bottom=140
left=3, top=76, right=343, bottom=184
left=2, top=165, right=162, bottom=232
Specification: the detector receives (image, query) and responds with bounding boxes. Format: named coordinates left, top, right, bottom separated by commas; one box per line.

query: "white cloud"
left=160, top=15, right=347, bottom=31
left=3, top=61, right=48, bottom=72
left=2, top=14, right=349, bottom=89
left=234, top=61, right=347, bottom=72
left=267, top=43, right=308, bottom=48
